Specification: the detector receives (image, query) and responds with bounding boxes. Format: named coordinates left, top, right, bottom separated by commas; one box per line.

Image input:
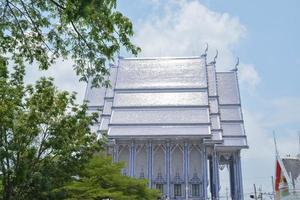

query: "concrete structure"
left=85, top=53, right=248, bottom=200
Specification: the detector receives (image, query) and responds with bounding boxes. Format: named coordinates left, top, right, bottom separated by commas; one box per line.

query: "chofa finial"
left=201, top=43, right=208, bottom=57
left=213, top=50, right=218, bottom=63
left=204, top=43, right=208, bottom=54
left=233, top=57, right=239, bottom=71
left=208, top=49, right=218, bottom=65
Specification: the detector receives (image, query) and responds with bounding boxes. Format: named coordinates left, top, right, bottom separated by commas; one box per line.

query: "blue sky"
left=116, top=0, right=300, bottom=197
left=25, top=0, right=300, bottom=198
left=209, top=0, right=300, bottom=97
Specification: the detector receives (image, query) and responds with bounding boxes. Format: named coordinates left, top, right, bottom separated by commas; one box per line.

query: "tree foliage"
left=0, top=1, right=157, bottom=199
left=0, top=0, right=140, bottom=86
left=62, top=155, right=160, bottom=200
left=0, top=60, right=102, bottom=200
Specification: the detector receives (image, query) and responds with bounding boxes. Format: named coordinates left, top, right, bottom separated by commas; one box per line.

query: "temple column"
left=214, top=151, right=220, bottom=200
left=166, top=142, right=171, bottom=198
left=147, top=141, right=153, bottom=188
left=130, top=141, right=135, bottom=177
left=184, top=142, right=189, bottom=199
left=229, top=155, right=236, bottom=200
left=202, top=147, right=208, bottom=200
left=230, top=152, right=243, bottom=200
left=113, top=143, right=119, bottom=162
left=210, top=150, right=220, bottom=200
left=235, top=151, right=244, bottom=200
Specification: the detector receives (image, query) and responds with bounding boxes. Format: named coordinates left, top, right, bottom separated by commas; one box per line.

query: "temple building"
left=84, top=52, right=248, bottom=200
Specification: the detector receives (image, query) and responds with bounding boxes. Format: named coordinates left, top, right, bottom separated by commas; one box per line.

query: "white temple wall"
left=189, top=145, right=202, bottom=179
left=135, top=144, right=148, bottom=178
left=153, top=144, right=166, bottom=179
left=118, top=145, right=130, bottom=176
left=112, top=140, right=245, bottom=200
left=171, top=144, right=184, bottom=179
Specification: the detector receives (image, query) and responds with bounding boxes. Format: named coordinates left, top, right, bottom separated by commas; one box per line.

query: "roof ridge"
left=119, top=56, right=202, bottom=60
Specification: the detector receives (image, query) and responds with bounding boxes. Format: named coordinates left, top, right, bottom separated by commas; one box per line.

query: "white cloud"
left=239, top=63, right=261, bottom=93
left=134, top=0, right=246, bottom=68
left=25, top=59, right=87, bottom=103
left=268, top=97, right=300, bottom=126
left=133, top=0, right=261, bottom=91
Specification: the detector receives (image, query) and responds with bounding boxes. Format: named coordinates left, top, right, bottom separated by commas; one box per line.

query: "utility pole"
left=253, top=184, right=258, bottom=200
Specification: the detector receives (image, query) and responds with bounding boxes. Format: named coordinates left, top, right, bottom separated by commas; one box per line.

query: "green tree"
left=0, top=60, right=102, bottom=200
left=62, top=155, right=160, bottom=200
left=0, top=0, right=140, bottom=86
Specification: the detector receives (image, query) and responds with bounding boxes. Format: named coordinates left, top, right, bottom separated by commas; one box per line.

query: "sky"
left=25, top=0, right=300, bottom=199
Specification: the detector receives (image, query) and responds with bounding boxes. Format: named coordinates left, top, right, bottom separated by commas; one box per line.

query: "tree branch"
left=2, top=0, right=10, bottom=20
left=7, top=1, right=34, bottom=59
left=70, top=21, right=93, bottom=51
left=19, top=0, right=54, bottom=54
left=36, top=125, right=49, bottom=161
left=48, top=0, right=65, bottom=10
left=7, top=0, right=26, bottom=16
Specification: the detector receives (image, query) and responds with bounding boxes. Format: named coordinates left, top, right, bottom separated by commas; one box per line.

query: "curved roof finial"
left=208, top=49, right=218, bottom=65
left=204, top=43, right=208, bottom=55
left=234, top=57, right=239, bottom=70
left=213, top=50, right=218, bottom=63
left=201, top=43, right=208, bottom=57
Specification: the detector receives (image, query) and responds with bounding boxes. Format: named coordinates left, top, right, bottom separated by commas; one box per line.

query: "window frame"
left=156, top=183, right=164, bottom=194
left=174, top=184, right=182, bottom=197
left=191, top=183, right=200, bottom=197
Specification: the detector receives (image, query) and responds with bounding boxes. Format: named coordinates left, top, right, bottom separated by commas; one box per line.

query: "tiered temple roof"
left=85, top=56, right=247, bottom=149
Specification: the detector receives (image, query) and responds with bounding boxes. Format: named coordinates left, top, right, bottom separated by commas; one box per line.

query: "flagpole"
left=273, top=131, right=278, bottom=158
left=298, top=131, right=300, bottom=156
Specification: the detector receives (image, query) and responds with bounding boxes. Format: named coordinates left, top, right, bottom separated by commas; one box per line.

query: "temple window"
left=156, top=183, right=164, bottom=193
left=192, top=184, right=200, bottom=196
left=174, top=184, right=182, bottom=197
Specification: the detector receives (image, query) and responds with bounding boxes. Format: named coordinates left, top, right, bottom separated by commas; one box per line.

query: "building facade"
left=85, top=54, right=248, bottom=200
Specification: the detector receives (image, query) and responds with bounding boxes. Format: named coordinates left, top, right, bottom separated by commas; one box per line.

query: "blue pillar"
left=236, top=151, right=244, bottom=200
left=202, top=147, right=208, bottom=200
left=212, top=151, right=220, bottom=200
left=166, top=142, right=171, bottom=198
left=113, top=143, right=119, bottom=162
left=229, top=156, right=236, bottom=200
left=184, top=142, right=189, bottom=199
left=225, top=154, right=243, bottom=198
left=147, top=141, right=153, bottom=188
left=230, top=153, right=239, bottom=200
left=130, top=141, right=135, bottom=177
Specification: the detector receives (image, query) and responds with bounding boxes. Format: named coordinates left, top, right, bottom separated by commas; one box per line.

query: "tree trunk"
left=3, top=178, right=13, bottom=200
